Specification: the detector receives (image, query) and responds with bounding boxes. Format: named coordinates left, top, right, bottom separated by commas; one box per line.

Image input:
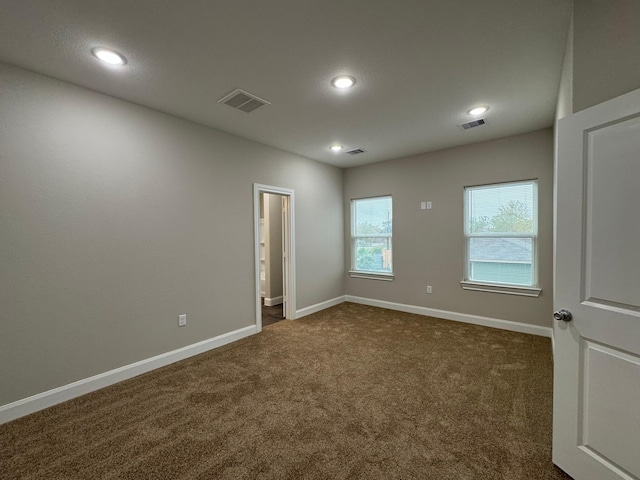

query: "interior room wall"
left=572, top=0, right=640, bottom=112
left=556, top=12, right=573, bottom=121
left=264, top=193, right=283, bottom=303
left=259, top=193, right=266, bottom=297
left=343, top=129, right=554, bottom=328
left=0, top=62, right=344, bottom=406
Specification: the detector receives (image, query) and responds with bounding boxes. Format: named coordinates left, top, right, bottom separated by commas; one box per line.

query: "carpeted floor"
left=0, top=303, right=572, bottom=479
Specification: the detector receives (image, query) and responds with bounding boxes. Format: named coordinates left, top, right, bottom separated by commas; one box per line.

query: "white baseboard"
left=0, top=324, right=258, bottom=425
left=345, top=295, right=552, bottom=338
left=296, top=296, right=346, bottom=318
left=264, top=295, right=283, bottom=307
left=1, top=297, right=552, bottom=425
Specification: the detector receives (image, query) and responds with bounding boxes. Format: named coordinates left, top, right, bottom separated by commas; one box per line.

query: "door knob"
left=553, top=309, right=572, bottom=322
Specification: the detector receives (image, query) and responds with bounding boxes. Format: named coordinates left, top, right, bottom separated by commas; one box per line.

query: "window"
left=350, top=196, right=393, bottom=280
left=462, top=180, right=540, bottom=296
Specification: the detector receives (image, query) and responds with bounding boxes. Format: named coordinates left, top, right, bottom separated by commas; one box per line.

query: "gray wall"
left=556, top=12, right=573, bottom=121
left=557, top=0, right=640, bottom=118
left=0, top=63, right=344, bottom=405
left=344, top=129, right=554, bottom=328
left=265, top=193, right=283, bottom=301
left=573, top=0, right=640, bottom=112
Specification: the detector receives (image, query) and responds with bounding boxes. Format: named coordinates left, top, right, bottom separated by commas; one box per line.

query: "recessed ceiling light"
left=331, top=76, right=356, bottom=89
left=468, top=106, right=489, bottom=116
left=330, top=145, right=344, bottom=152
left=92, top=47, right=126, bottom=66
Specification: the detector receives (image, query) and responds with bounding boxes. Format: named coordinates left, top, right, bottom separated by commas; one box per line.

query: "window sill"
left=349, top=271, right=394, bottom=281
left=460, top=281, right=541, bottom=297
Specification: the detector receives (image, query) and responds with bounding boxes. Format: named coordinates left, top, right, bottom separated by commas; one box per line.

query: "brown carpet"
left=0, top=303, right=571, bottom=479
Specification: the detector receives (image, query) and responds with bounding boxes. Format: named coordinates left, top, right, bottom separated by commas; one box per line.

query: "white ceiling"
left=0, top=0, right=572, bottom=168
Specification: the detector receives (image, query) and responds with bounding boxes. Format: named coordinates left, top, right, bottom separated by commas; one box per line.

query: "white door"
left=553, top=87, right=640, bottom=480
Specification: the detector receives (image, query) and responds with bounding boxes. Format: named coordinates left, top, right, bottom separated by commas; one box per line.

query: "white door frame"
left=253, top=183, right=296, bottom=331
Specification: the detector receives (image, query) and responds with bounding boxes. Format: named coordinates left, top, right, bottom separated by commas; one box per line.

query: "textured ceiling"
left=0, top=0, right=572, bottom=168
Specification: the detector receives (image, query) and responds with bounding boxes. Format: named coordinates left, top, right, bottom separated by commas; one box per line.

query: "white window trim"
left=350, top=195, right=393, bottom=280
left=460, top=280, right=541, bottom=297
left=348, top=271, right=394, bottom=281
left=462, top=180, right=540, bottom=297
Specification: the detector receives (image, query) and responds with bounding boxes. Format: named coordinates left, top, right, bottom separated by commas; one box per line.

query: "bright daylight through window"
left=350, top=196, right=393, bottom=279
left=463, top=180, right=539, bottom=295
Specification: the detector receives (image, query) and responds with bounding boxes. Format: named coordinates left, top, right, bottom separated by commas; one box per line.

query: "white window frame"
left=349, top=195, right=394, bottom=281
left=461, top=180, right=541, bottom=297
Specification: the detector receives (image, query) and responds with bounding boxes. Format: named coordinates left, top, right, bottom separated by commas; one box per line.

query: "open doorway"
left=260, top=192, right=284, bottom=326
left=253, top=184, right=295, bottom=331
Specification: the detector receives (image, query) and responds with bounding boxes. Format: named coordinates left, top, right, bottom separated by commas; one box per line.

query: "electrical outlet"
left=426, top=201, right=432, bottom=210
left=178, top=314, right=187, bottom=327
left=427, top=285, right=432, bottom=294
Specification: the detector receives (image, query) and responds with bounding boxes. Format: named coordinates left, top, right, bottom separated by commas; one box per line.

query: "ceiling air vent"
left=346, top=148, right=366, bottom=155
left=460, top=118, right=486, bottom=130
left=218, top=89, right=270, bottom=113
